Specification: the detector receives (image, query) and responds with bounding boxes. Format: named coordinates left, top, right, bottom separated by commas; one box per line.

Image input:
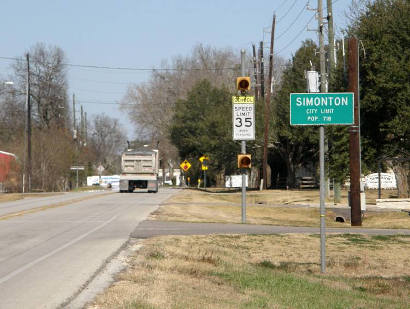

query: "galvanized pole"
left=378, top=161, right=382, bottom=199
left=319, top=126, right=326, bottom=273
left=241, top=49, right=247, bottom=224
left=252, top=44, right=259, bottom=101
left=318, top=0, right=326, bottom=273
left=204, top=169, right=207, bottom=189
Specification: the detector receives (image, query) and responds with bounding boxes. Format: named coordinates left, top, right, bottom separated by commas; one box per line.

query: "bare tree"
left=121, top=44, right=241, bottom=166
left=0, top=81, right=25, bottom=146
left=88, top=114, right=126, bottom=174
left=13, top=43, right=69, bottom=129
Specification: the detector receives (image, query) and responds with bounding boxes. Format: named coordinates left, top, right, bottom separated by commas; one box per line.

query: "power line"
left=70, top=77, right=133, bottom=85
left=276, top=14, right=316, bottom=55
left=0, top=56, right=237, bottom=72
left=274, top=0, right=289, bottom=12
left=276, top=3, right=307, bottom=40
left=76, top=100, right=122, bottom=105
left=73, top=88, right=126, bottom=95
left=277, top=0, right=299, bottom=24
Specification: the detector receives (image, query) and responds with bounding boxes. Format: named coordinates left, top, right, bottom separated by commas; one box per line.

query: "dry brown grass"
left=152, top=189, right=410, bottom=229
left=166, top=188, right=398, bottom=206
left=89, top=234, right=410, bottom=308
left=151, top=204, right=351, bottom=227
left=0, top=192, right=63, bottom=203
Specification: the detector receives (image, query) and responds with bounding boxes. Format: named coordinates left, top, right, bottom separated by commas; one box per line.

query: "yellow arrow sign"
left=199, top=155, right=209, bottom=163
left=180, top=160, right=191, bottom=172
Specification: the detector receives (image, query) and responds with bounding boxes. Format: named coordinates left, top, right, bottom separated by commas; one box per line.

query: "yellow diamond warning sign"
left=180, top=160, right=191, bottom=172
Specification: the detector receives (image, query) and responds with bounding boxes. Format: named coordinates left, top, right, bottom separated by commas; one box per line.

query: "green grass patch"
left=213, top=266, right=403, bottom=309
left=212, top=266, right=406, bottom=309
left=371, top=235, right=410, bottom=243
left=329, top=233, right=373, bottom=244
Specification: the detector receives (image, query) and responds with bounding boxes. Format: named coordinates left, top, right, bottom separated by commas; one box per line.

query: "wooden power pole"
left=263, top=14, right=276, bottom=190
left=259, top=41, right=265, bottom=99
left=26, top=53, right=32, bottom=192
left=348, top=37, right=362, bottom=226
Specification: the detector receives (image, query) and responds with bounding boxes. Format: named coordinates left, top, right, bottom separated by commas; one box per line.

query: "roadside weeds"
left=89, top=234, right=410, bottom=308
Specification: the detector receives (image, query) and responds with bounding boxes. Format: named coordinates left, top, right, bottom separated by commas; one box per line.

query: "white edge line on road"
left=0, top=215, right=118, bottom=285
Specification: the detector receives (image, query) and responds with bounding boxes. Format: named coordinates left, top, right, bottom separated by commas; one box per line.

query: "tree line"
left=122, top=0, right=408, bottom=196
left=0, top=43, right=126, bottom=192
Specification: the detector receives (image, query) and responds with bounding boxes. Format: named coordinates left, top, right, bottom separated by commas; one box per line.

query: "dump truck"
left=119, top=148, right=159, bottom=193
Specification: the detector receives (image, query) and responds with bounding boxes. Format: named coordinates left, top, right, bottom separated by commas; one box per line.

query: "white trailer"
left=119, top=149, right=159, bottom=193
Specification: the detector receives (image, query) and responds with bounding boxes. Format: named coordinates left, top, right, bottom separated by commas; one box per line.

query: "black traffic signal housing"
left=238, top=154, right=251, bottom=168
left=236, top=76, right=251, bottom=93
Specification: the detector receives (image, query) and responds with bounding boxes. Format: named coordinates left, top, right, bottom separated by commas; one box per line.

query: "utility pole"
left=318, top=0, right=326, bottom=274
left=327, top=0, right=335, bottom=73
left=84, top=112, right=87, bottom=145
left=259, top=41, right=265, bottom=99
left=72, top=93, right=76, bottom=140
left=263, top=14, right=276, bottom=190
left=348, top=37, right=362, bottom=226
left=252, top=44, right=259, bottom=101
left=80, top=105, right=84, bottom=145
left=327, top=0, right=341, bottom=203
left=26, top=53, right=32, bottom=193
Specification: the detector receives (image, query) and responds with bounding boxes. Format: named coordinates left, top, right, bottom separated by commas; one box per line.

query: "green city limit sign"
left=290, top=92, right=354, bottom=125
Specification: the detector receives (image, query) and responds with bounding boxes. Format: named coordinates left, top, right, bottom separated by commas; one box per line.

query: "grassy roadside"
left=151, top=189, right=410, bottom=229
left=87, top=189, right=409, bottom=308
left=166, top=188, right=398, bottom=206
left=89, top=234, right=410, bottom=308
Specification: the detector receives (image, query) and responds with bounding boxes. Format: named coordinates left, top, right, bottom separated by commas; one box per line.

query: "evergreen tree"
left=170, top=80, right=240, bottom=185
left=272, top=40, right=320, bottom=187
left=353, top=0, right=409, bottom=196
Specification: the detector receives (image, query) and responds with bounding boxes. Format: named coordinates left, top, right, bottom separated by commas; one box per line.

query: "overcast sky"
left=0, top=0, right=352, bottom=139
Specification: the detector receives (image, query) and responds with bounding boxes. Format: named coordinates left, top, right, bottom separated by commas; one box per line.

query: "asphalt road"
left=0, top=191, right=109, bottom=217
left=0, top=188, right=176, bottom=309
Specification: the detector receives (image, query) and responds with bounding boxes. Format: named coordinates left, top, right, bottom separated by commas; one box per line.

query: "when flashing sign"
left=290, top=93, right=354, bottom=125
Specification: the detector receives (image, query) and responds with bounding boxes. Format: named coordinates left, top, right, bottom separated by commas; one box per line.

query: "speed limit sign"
left=232, top=96, right=255, bottom=140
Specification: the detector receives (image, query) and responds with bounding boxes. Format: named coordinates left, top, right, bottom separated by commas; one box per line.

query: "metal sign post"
left=70, top=166, right=85, bottom=189
left=199, top=156, right=209, bottom=189
left=240, top=50, right=247, bottom=223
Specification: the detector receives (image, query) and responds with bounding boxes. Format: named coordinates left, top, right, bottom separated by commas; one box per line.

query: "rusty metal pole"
left=348, top=37, right=362, bottom=226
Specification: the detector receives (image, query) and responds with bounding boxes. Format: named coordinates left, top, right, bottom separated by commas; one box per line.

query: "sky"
left=0, top=0, right=352, bottom=139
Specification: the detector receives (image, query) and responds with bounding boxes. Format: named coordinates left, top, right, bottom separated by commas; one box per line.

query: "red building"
left=0, top=151, right=17, bottom=191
